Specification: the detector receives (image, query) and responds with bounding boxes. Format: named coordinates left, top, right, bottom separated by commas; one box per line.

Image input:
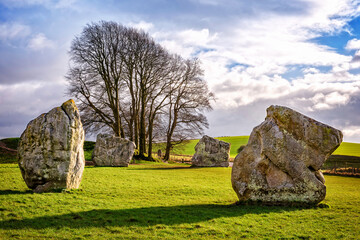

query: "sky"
left=1, top=0, right=360, bottom=143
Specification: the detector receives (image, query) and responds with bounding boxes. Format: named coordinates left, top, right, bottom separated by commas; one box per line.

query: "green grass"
left=0, top=162, right=360, bottom=239
left=2, top=136, right=360, bottom=163
left=83, top=141, right=95, bottom=161
left=0, top=138, right=19, bottom=150
left=332, top=142, right=360, bottom=157
left=216, top=136, right=249, bottom=158
left=154, top=136, right=249, bottom=158
left=161, top=136, right=360, bottom=158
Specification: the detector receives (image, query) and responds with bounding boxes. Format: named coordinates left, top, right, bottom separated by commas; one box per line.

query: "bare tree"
left=67, top=21, right=126, bottom=137
left=67, top=21, right=214, bottom=161
left=162, top=58, right=214, bottom=161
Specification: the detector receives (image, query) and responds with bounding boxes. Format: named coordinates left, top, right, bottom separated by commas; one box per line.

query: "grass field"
left=160, top=136, right=360, bottom=158
left=2, top=137, right=360, bottom=161
left=0, top=162, right=360, bottom=239
left=156, top=136, right=249, bottom=158
left=332, top=142, right=360, bottom=157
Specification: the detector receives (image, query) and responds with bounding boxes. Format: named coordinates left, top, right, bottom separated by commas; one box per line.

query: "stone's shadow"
left=127, top=166, right=193, bottom=170
left=0, top=204, right=310, bottom=229
left=0, top=190, right=33, bottom=195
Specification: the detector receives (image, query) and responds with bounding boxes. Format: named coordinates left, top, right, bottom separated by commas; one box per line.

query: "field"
left=159, top=136, right=360, bottom=158
left=2, top=137, right=359, bottom=162
left=1, top=162, right=360, bottom=239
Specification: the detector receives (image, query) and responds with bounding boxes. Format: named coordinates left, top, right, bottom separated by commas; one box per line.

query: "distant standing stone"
left=231, top=105, right=343, bottom=205
left=191, top=135, right=230, bottom=167
left=92, top=134, right=135, bottom=167
left=157, top=149, right=162, bottom=158
left=18, top=99, right=85, bottom=193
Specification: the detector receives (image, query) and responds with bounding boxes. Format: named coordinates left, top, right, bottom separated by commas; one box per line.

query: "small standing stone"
left=18, top=99, right=85, bottom=193
left=92, top=134, right=135, bottom=167
left=191, top=135, right=230, bottom=167
left=157, top=149, right=162, bottom=159
left=231, top=105, right=343, bottom=205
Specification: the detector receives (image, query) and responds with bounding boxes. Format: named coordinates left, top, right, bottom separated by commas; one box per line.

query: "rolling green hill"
left=1, top=136, right=360, bottom=163
left=164, top=136, right=360, bottom=158
left=332, top=142, right=360, bottom=156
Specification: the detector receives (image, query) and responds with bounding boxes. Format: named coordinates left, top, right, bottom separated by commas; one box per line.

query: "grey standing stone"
left=18, top=99, right=85, bottom=193
left=92, top=134, right=135, bottom=167
left=231, top=105, right=343, bottom=205
left=191, top=135, right=230, bottom=167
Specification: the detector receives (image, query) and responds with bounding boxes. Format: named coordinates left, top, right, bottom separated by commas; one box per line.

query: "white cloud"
left=0, top=22, right=31, bottom=41
left=310, top=92, right=351, bottom=111
left=128, top=21, right=154, bottom=32
left=0, top=0, right=77, bottom=9
left=178, top=29, right=217, bottom=46
left=154, top=28, right=217, bottom=58
left=28, top=33, right=55, bottom=51
left=303, top=67, right=320, bottom=74
left=346, top=38, right=360, bottom=50
left=343, top=126, right=360, bottom=137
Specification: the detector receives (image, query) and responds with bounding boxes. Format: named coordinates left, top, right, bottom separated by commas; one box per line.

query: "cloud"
left=128, top=21, right=154, bottom=31
left=28, top=33, right=55, bottom=50
left=0, top=0, right=77, bottom=9
left=343, top=126, right=360, bottom=140
left=346, top=38, right=360, bottom=50
left=0, top=22, right=31, bottom=41
left=0, top=80, right=68, bottom=139
left=1, top=0, right=360, bottom=143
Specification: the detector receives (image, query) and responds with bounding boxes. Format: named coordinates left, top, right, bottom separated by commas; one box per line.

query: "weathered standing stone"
left=92, top=134, right=135, bottom=167
left=157, top=149, right=162, bottom=159
left=231, top=105, right=343, bottom=205
left=191, top=135, right=230, bottom=167
left=18, top=99, right=85, bottom=193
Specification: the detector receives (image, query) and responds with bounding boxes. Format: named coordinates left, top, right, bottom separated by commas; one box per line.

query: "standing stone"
left=157, top=149, right=162, bottom=159
left=191, top=135, right=230, bottom=167
left=231, top=105, right=343, bottom=205
left=92, top=134, right=135, bottom=167
left=18, top=99, right=85, bottom=193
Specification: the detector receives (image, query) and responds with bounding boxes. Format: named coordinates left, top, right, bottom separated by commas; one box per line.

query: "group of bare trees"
left=67, top=21, right=213, bottom=161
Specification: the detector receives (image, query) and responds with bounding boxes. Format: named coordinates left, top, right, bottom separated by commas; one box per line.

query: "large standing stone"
left=191, top=135, right=230, bottom=167
left=18, top=99, right=85, bottom=193
left=231, top=105, right=343, bottom=205
left=92, top=134, right=135, bottom=167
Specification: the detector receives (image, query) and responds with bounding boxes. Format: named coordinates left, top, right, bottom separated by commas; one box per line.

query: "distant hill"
left=1, top=136, right=359, bottom=164
left=0, top=138, right=19, bottom=163
left=0, top=138, right=95, bottom=163
left=160, top=136, right=360, bottom=159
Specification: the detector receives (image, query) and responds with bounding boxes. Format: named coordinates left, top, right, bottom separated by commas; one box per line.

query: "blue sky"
left=1, top=0, right=360, bottom=142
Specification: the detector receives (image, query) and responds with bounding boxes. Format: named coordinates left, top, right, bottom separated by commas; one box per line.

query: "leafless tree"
left=67, top=21, right=213, bottom=160
left=162, top=58, right=214, bottom=161
left=67, top=21, right=126, bottom=137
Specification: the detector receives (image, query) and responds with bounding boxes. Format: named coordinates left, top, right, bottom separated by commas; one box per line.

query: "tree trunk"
left=164, top=134, right=172, bottom=161
left=164, top=110, right=178, bottom=161
left=147, top=118, right=154, bottom=161
left=139, top=98, right=146, bottom=158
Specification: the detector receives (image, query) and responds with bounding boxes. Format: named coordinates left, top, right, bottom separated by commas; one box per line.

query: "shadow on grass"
left=0, top=190, right=33, bottom=195
left=128, top=166, right=192, bottom=170
left=0, top=204, right=308, bottom=229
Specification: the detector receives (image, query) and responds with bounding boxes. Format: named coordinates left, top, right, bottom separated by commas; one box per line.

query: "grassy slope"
left=167, top=136, right=360, bottom=158
left=162, top=136, right=249, bottom=158
left=0, top=163, right=359, bottom=239
left=2, top=137, right=360, bottom=162
left=332, top=142, right=360, bottom=156
left=0, top=139, right=95, bottom=163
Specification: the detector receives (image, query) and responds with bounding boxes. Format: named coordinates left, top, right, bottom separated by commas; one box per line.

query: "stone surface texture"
left=18, top=99, right=85, bottom=193
left=191, top=135, right=230, bottom=167
left=92, top=134, right=135, bottom=167
left=231, top=105, right=343, bottom=205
